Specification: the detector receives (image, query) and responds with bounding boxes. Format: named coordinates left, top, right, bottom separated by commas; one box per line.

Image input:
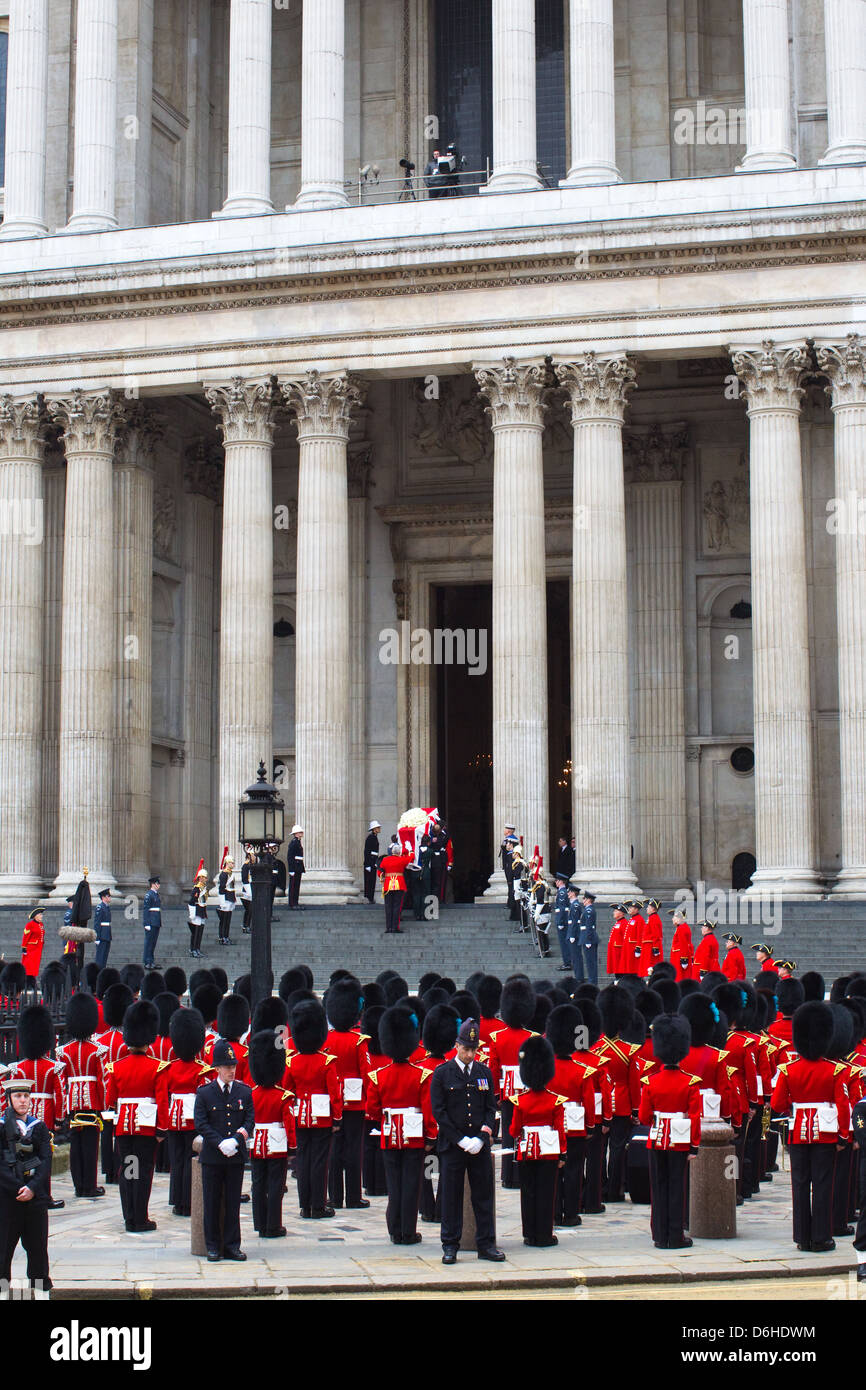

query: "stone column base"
left=575, top=869, right=640, bottom=900
left=481, top=870, right=509, bottom=904
left=0, top=875, right=46, bottom=905
left=745, top=870, right=823, bottom=899
left=559, top=164, right=622, bottom=188
left=830, top=869, right=866, bottom=897
left=47, top=871, right=118, bottom=904
left=298, top=870, right=363, bottom=905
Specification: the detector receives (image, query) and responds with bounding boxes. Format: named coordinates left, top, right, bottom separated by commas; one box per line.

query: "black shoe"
left=836, top=1225, right=855, bottom=1237
left=557, top=965, right=570, bottom=972
left=223, top=1246, right=247, bottom=1261
left=401, top=1232, right=422, bottom=1244
left=84, top=1187, right=105, bottom=1198
left=139, top=1219, right=157, bottom=1232
left=668, top=1237, right=693, bottom=1249
left=558, top=1217, right=582, bottom=1227
left=240, top=1193, right=250, bottom=1204
left=262, top=1227, right=287, bottom=1238
left=48, top=1199, right=65, bottom=1210
left=582, top=1205, right=606, bottom=1214
left=796, top=1243, right=809, bottom=1251
left=857, top=1265, right=866, bottom=1283
left=654, top=1241, right=669, bottom=1249
left=206, top=1250, right=221, bottom=1262
left=310, top=1207, right=335, bottom=1219
left=442, top=1249, right=458, bottom=1265
left=811, top=1240, right=836, bottom=1252
left=478, top=1246, right=506, bottom=1262
left=172, top=1206, right=190, bottom=1217
left=346, top=1199, right=370, bottom=1209
left=299, top=1208, right=312, bottom=1218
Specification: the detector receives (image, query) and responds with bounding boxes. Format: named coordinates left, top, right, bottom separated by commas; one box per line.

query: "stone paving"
left=13, top=1147, right=859, bottom=1299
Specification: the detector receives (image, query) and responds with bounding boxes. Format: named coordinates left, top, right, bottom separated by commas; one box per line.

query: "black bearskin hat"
left=546, top=1004, right=583, bottom=1060
left=361, top=981, right=385, bottom=1009
left=678, top=993, right=718, bottom=1048
left=534, top=980, right=556, bottom=997
left=326, top=977, right=363, bottom=1032
left=846, top=976, right=866, bottom=1001
left=362, top=1004, right=385, bottom=1056
left=217, top=993, right=250, bottom=1042
left=597, top=985, right=635, bottom=1039
left=293, top=964, right=314, bottom=990
left=422, top=1004, right=459, bottom=1058
left=328, top=969, right=353, bottom=986
left=39, top=962, right=67, bottom=1006
left=154, top=991, right=180, bottom=1037
left=376, top=969, right=399, bottom=986
left=713, top=982, right=747, bottom=1028
left=679, top=978, right=700, bottom=999
left=291, top=999, right=328, bottom=1054
left=95, top=966, right=120, bottom=998
left=169, top=1006, right=206, bottom=1062
left=778, top=978, right=805, bottom=1016
left=572, top=983, right=599, bottom=1004
left=530, top=993, right=552, bottom=1034
left=450, top=990, right=479, bottom=1023
left=233, top=974, right=252, bottom=1004
left=635, top=988, right=663, bottom=1026
left=842, top=996, right=866, bottom=1045
left=163, top=966, right=187, bottom=998
left=380, top=1005, right=419, bottom=1063
left=123, top=999, right=159, bottom=1050
left=800, top=970, right=825, bottom=1002
left=83, top=962, right=100, bottom=992
left=501, top=977, right=535, bottom=1030
left=383, top=975, right=409, bottom=1007
left=518, top=1035, right=556, bottom=1092
left=248, top=1029, right=287, bottom=1089
left=102, top=982, right=134, bottom=1029
left=652, top=1013, right=691, bottom=1066
left=648, top=961, right=676, bottom=983
left=699, top=971, right=727, bottom=995
left=478, top=975, right=503, bottom=1018
left=616, top=974, right=642, bottom=1000
left=404, top=994, right=427, bottom=1025
left=252, top=996, right=289, bottom=1033
left=579, top=998, right=603, bottom=1049
left=279, top=968, right=307, bottom=1002
left=210, top=966, right=228, bottom=995
left=622, top=1011, right=647, bottom=1046
left=754, top=992, right=770, bottom=1029
left=421, top=986, right=450, bottom=1010
left=191, top=983, right=222, bottom=1027
left=755, top=970, right=779, bottom=995
left=464, top=971, right=485, bottom=997
left=792, top=1001, right=834, bottom=1061
left=188, top=968, right=215, bottom=996
left=18, top=1004, right=54, bottom=1059
left=65, top=991, right=98, bottom=1042
left=437, top=977, right=456, bottom=996
left=0, top=961, right=27, bottom=993
left=653, top=979, right=682, bottom=1015
left=120, top=963, right=144, bottom=995
left=830, top=974, right=855, bottom=1004
left=829, top=1004, right=855, bottom=1060
left=140, top=971, right=165, bottom=1002
left=418, top=971, right=442, bottom=995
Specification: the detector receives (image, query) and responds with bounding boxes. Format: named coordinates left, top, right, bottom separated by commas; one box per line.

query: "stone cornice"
left=377, top=499, right=573, bottom=530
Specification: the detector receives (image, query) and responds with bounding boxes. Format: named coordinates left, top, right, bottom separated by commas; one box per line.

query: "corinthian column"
left=281, top=371, right=363, bottom=901
left=482, top=0, right=542, bottom=194
left=66, top=0, right=119, bottom=231
left=475, top=358, right=548, bottom=897
left=216, top=0, right=274, bottom=216
left=292, top=0, right=347, bottom=210
left=561, top=0, right=621, bottom=187
left=729, top=341, right=821, bottom=896
left=113, top=406, right=159, bottom=895
left=815, top=334, right=866, bottom=895
left=737, top=0, right=796, bottom=171
left=206, top=378, right=276, bottom=863
left=47, top=390, right=126, bottom=898
left=556, top=353, right=639, bottom=898
left=0, top=398, right=45, bottom=901
left=0, top=0, right=50, bottom=239
left=819, top=0, right=866, bottom=166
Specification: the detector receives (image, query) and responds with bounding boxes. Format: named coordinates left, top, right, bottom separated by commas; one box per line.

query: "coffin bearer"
left=378, top=842, right=413, bottom=935
left=0, top=1077, right=52, bottom=1297
left=193, top=1039, right=255, bottom=1262
left=363, top=822, right=381, bottom=904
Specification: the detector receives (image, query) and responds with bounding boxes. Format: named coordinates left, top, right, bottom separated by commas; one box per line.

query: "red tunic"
left=9, top=1056, right=65, bottom=1129
left=365, top=1061, right=435, bottom=1149
left=377, top=852, right=413, bottom=894
left=56, top=1039, right=105, bottom=1114
left=95, top=1027, right=128, bottom=1066
left=509, top=1088, right=567, bottom=1159
left=771, top=1058, right=850, bottom=1143
left=638, top=1066, right=702, bottom=1150
left=681, top=1044, right=733, bottom=1120
left=250, top=1083, right=296, bottom=1155
left=722, top=947, right=746, bottom=981
left=283, top=1050, right=343, bottom=1129
left=325, top=1028, right=372, bottom=1112
left=607, top=919, right=626, bottom=976
left=151, top=1036, right=176, bottom=1063
left=486, top=1025, right=535, bottom=1098
left=693, top=933, right=720, bottom=976
left=104, top=1053, right=169, bottom=1135
left=550, top=1057, right=598, bottom=1137
left=760, top=958, right=778, bottom=972
left=670, top=923, right=695, bottom=982
left=594, top=1036, right=644, bottom=1116
left=620, top=914, right=643, bottom=976
left=156, top=1057, right=214, bottom=1131
left=573, top=1048, right=613, bottom=1124
left=20, top=918, right=44, bottom=978
left=638, top=912, right=664, bottom=977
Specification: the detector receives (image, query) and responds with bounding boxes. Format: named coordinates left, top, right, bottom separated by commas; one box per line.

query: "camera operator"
left=440, top=142, right=463, bottom=196
left=424, top=149, right=444, bottom=199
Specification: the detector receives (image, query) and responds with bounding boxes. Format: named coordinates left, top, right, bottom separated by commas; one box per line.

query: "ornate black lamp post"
left=238, top=761, right=285, bottom=1011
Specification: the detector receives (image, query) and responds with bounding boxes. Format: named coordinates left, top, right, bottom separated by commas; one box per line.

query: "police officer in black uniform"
left=0, top=1076, right=52, bottom=1296
left=429, top=1019, right=506, bottom=1265
left=193, top=1040, right=255, bottom=1262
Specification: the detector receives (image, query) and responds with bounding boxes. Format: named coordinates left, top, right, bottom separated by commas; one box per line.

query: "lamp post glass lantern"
left=239, top=761, right=285, bottom=1010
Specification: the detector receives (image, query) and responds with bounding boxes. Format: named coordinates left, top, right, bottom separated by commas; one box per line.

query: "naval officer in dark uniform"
left=429, top=1019, right=506, bottom=1265
left=193, top=1039, right=255, bottom=1262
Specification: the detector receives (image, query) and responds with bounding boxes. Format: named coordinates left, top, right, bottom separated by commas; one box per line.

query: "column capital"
left=816, top=334, right=866, bottom=407
left=114, top=401, right=163, bottom=470
left=183, top=437, right=224, bottom=501
left=556, top=352, right=637, bottom=424
left=205, top=376, right=278, bottom=445
left=46, top=389, right=127, bottom=455
left=728, top=341, right=809, bottom=413
left=281, top=370, right=366, bottom=441
left=474, top=357, right=547, bottom=429
left=0, top=396, right=46, bottom=461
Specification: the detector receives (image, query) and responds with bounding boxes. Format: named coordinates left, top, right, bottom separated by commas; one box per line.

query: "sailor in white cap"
left=364, top=821, right=382, bottom=904
left=287, top=825, right=305, bottom=909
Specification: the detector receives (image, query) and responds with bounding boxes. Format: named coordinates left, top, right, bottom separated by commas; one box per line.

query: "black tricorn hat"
left=191, top=983, right=223, bottom=1026
left=778, top=977, right=805, bottom=1015
left=546, top=1003, right=583, bottom=1060
left=169, top=1006, right=206, bottom=1062
left=123, top=999, right=159, bottom=1050
left=361, top=1004, right=386, bottom=1055
left=326, top=977, right=363, bottom=1032
left=518, top=1035, right=556, bottom=1092
left=102, top=982, right=134, bottom=1029
left=18, top=1004, right=54, bottom=1059
left=501, top=977, right=535, bottom=1030
left=154, top=991, right=180, bottom=1037
left=217, top=993, right=250, bottom=1042
left=652, top=1013, right=691, bottom=1066
left=278, top=968, right=307, bottom=1002
left=678, top=992, right=717, bottom=1047
left=383, top=975, right=409, bottom=1006
left=252, top=996, right=289, bottom=1033
left=65, top=991, right=99, bottom=1041
left=141, top=971, right=166, bottom=1002
left=291, top=999, right=328, bottom=1054
left=792, top=1001, right=835, bottom=1061
left=422, top=1004, right=459, bottom=1058
left=380, top=1005, right=420, bottom=1063
left=597, top=984, right=635, bottom=1039
left=477, top=974, right=503, bottom=1018
left=248, top=1028, right=287, bottom=1088
left=163, top=966, right=187, bottom=998
left=653, top=979, right=682, bottom=1015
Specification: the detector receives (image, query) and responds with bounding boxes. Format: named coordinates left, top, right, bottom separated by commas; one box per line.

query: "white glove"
left=466, top=1137, right=484, bottom=1155
left=458, top=1137, right=474, bottom=1153
left=218, top=1138, right=239, bottom=1158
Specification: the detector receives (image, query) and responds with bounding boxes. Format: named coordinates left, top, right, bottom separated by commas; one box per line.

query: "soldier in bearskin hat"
left=486, top=977, right=535, bottom=1189
left=325, top=976, right=371, bottom=1211
left=546, top=1004, right=599, bottom=1226
left=157, top=1007, right=212, bottom=1217
left=595, top=985, right=644, bottom=1202
left=638, top=1013, right=702, bottom=1249
left=206, top=994, right=251, bottom=1083
left=56, top=992, right=105, bottom=1199
left=248, top=1030, right=294, bottom=1238
left=94, top=981, right=134, bottom=1185
left=365, top=1005, right=435, bottom=1246
left=509, top=1035, right=566, bottom=1248
left=282, top=999, right=342, bottom=1219
left=104, top=999, right=167, bottom=1233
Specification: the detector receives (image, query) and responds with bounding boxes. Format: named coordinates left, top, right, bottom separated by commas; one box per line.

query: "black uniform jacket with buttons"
left=194, top=1079, right=255, bottom=1165
left=430, top=1058, right=497, bottom=1151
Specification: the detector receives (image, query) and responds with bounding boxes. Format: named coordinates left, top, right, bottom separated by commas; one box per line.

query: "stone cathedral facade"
left=0, top=0, right=864, bottom=905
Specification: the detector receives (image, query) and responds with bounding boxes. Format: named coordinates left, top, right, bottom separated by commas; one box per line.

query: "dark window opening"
left=730, top=746, right=754, bottom=774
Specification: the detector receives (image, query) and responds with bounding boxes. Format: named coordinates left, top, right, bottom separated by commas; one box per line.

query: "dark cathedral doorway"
left=433, top=579, right=570, bottom=901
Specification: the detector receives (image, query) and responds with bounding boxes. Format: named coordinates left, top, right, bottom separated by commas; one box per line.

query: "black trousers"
left=201, top=1162, right=244, bottom=1252
left=438, top=1143, right=496, bottom=1251
left=0, top=1195, right=50, bottom=1288
left=295, top=1127, right=331, bottom=1211
left=242, top=900, right=252, bottom=931
left=69, top=1122, right=100, bottom=1195
left=101, top=1120, right=117, bottom=1182
left=648, top=1149, right=689, bottom=1246
left=363, top=1122, right=387, bottom=1195
left=382, top=1147, right=425, bottom=1241
left=789, top=1144, right=835, bottom=1248
left=142, top=924, right=160, bottom=966
left=605, top=1115, right=634, bottom=1200
left=853, top=1145, right=866, bottom=1251
left=251, top=1156, right=288, bottom=1235
left=217, top=910, right=232, bottom=942
left=500, top=1098, right=519, bottom=1188
left=167, top=1131, right=195, bottom=1213
left=518, top=1159, right=558, bottom=1246
left=582, top=1127, right=605, bottom=1211
left=743, top=1107, right=763, bottom=1197
left=833, top=1143, right=853, bottom=1234
left=288, top=874, right=301, bottom=907
left=66, top=944, right=84, bottom=990
left=115, top=1135, right=157, bottom=1229
left=363, top=867, right=376, bottom=903
left=384, top=891, right=403, bottom=933
left=329, top=1109, right=365, bottom=1206
left=557, top=1135, right=587, bottom=1224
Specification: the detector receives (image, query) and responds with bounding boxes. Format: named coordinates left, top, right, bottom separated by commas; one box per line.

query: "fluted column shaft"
left=48, top=391, right=125, bottom=896
left=0, top=0, right=49, bottom=239
left=282, top=371, right=363, bottom=900
left=819, top=0, right=866, bottom=165
left=292, top=0, right=347, bottom=210
left=476, top=359, right=548, bottom=897
left=730, top=342, right=820, bottom=895
left=206, top=379, right=275, bottom=863
left=738, top=0, right=796, bottom=171
left=181, top=446, right=220, bottom=886
left=557, top=354, right=638, bottom=898
left=113, top=411, right=157, bottom=893
left=0, top=399, right=45, bottom=900
left=40, top=456, right=65, bottom=886
left=217, top=0, right=274, bottom=216
left=561, top=0, right=621, bottom=187
left=482, top=0, right=542, bottom=194
left=816, top=336, right=866, bottom=894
